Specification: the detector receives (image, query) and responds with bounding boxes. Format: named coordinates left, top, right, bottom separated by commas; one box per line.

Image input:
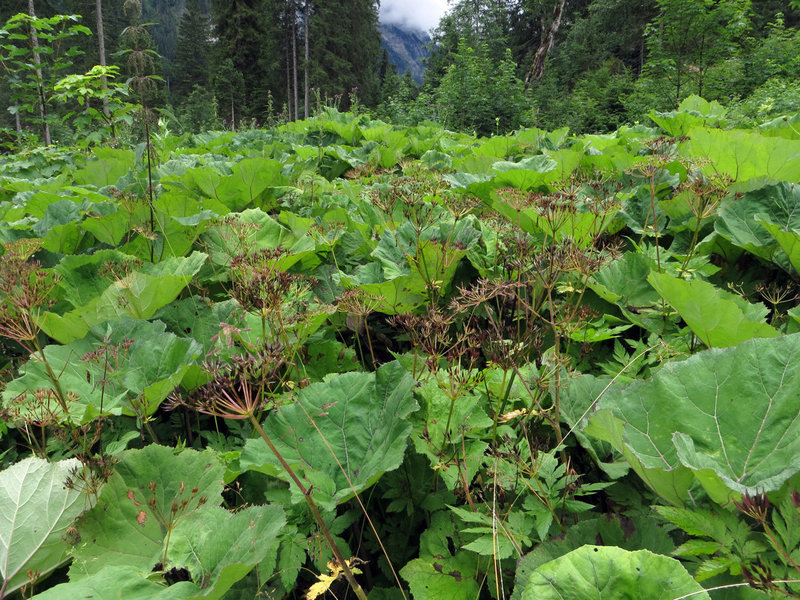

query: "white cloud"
left=379, top=0, right=449, bottom=33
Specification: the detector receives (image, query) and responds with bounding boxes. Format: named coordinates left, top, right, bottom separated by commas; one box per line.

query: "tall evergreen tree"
left=212, top=0, right=281, bottom=119
left=172, top=0, right=212, bottom=103
left=308, top=0, right=381, bottom=106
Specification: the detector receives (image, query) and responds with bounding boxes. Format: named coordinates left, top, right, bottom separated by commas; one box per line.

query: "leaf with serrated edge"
left=518, top=545, right=710, bottom=599
left=166, top=504, right=285, bottom=600
left=240, top=362, right=417, bottom=509
left=587, top=334, right=800, bottom=505
left=70, top=446, right=224, bottom=578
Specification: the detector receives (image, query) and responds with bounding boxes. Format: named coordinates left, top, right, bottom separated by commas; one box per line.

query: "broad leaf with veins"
left=586, top=334, right=800, bottom=505
left=518, top=545, right=710, bottom=600
left=0, top=458, right=86, bottom=597
left=240, top=361, right=417, bottom=510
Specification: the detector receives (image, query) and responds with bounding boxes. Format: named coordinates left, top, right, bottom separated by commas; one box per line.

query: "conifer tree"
left=211, top=0, right=281, bottom=118
left=173, top=0, right=212, bottom=104
left=308, top=0, right=381, bottom=106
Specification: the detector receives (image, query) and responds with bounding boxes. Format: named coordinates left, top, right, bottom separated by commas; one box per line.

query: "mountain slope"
left=380, top=23, right=430, bottom=83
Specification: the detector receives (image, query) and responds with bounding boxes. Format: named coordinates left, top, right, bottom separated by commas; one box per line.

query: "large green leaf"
left=73, top=148, right=135, bottom=188
left=757, top=216, right=800, bottom=275
left=240, top=361, right=417, bottom=509
left=681, top=127, right=800, bottom=183
left=31, top=566, right=198, bottom=600
left=215, top=157, right=287, bottom=212
left=399, top=511, right=481, bottom=600
left=37, top=252, right=207, bottom=343
left=517, top=545, right=710, bottom=599
left=166, top=504, right=285, bottom=600
left=512, top=515, right=675, bottom=600
left=586, top=334, right=800, bottom=505
left=3, top=318, right=201, bottom=422
left=648, top=272, right=779, bottom=347
left=0, top=458, right=86, bottom=597
left=200, top=209, right=316, bottom=271
left=714, top=182, right=800, bottom=260
left=70, top=445, right=225, bottom=577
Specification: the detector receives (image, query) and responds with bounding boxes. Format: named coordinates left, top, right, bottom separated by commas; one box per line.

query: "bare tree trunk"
left=524, top=0, right=566, bottom=89
left=96, top=0, right=111, bottom=118
left=304, top=0, right=309, bottom=119
left=14, top=113, right=22, bottom=134
left=291, top=0, right=299, bottom=120
left=28, top=0, right=51, bottom=145
left=286, top=44, right=293, bottom=121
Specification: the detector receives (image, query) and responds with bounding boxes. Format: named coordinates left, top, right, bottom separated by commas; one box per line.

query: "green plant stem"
left=32, top=336, right=70, bottom=414
left=763, top=523, right=800, bottom=572
left=297, top=403, right=409, bottom=600
left=248, top=415, right=368, bottom=600
left=492, top=369, right=516, bottom=442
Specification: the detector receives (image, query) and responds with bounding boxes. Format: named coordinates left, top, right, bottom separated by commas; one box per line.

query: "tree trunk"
left=291, top=0, right=299, bottom=120
left=28, top=0, right=51, bottom=146
left=524, top=0, right=566, bottom=89
left=96, top=0, right=111, bottom=118
left=286, top=43, right=293, bottom=121
left=304, top=0, right=309, bottom=119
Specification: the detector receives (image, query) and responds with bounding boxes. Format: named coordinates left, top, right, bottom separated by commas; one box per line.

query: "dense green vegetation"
left=2, top=0, right=799, bottom=143
left=1, top=96, right=800, bottom=598
left=3, top=1, right=800, bottom=599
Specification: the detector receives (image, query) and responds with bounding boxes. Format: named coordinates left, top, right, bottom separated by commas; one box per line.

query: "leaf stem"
left=247, top=414, right=368, bottom=600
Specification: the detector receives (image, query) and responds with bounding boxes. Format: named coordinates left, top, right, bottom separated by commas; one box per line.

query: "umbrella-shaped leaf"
left=0, top=458, right=86, bottom=597
left=517, top=545, right=710, bottom=599
left=586, top=334, right=800, bottom=505
left=240, top=361, right=417, bottom=509
left=70, top=445, right=225, bottom=577
left=491, top=155, right=558, bottom=190
left=648, top=271, right=778, bottom=347
left=166, top=504, right=285, bottom=600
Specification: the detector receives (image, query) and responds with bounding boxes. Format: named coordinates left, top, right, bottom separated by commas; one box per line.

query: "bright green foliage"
left=715, top=182, right=800, bottom=260
left=587, top=334, right=800, bottom=505
left=2, top=318, right=201, bottom=422
left=648, top=271, right=779, bottom=347
left=31, top=566, right=199, bottom=600
left=0, top=458, right=85, bottom=597
left=52, top=65, right=135, bottom=145
left=70, top=445, right=225, bottom=577
left=166, top=504, right=285, bottom=600
left=517, top=545, right=710, bottom=599
left=240, top=362, right=417, bottom=509
left=681, top=128, right=800, bottom=183
left=37, top=252, right=207, bottom=343
left=512, top=514, right=675, bottom=598
left=2, top=105, right=800, bottom=599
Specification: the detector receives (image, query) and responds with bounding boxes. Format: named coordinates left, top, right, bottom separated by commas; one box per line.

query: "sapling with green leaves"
left=0, top=12, right=91, bottom=145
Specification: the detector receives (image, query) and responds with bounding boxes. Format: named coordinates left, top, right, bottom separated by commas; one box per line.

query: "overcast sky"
left=379, top=0, right=449, bottom=32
